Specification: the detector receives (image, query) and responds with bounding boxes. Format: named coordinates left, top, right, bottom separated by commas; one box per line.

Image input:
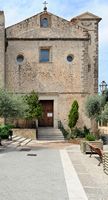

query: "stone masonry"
left=0, top=10, right=101, bottom=129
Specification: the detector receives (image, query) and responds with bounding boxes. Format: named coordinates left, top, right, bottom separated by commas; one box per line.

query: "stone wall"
left=12, top=129, right=36, bottom=139
left=72, top=15, right=101, bottom=94
left=3, top=11, right=101, bottom=129
left=0, top=11, right=5, bottom=88
left=6, top=40, right=90, bottom=94
left=58, top=93, right=91, bottom=129
left=99, top=127, right=108, bottom=135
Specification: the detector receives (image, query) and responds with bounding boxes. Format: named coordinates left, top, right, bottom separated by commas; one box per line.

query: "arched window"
left=40, top=18, right=48, bottom=28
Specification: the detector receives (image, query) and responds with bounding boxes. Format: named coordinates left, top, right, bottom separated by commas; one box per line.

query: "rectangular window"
left=40, top=49, right=49, bottom=62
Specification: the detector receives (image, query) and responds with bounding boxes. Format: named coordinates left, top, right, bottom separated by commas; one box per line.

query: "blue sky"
left=0, top=0, right=108, bottom=86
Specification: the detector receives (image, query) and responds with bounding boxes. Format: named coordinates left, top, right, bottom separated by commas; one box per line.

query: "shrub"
left=70, top=126, right=90, bottom=139
left=68, top=100, right=79, bottom=131
left=0, top=124, right=13, bottom=139
left=83, top=126, right=90, bottom=137
left=85, top=133, right=96, bottom=141
left=71, top=127, right=82, bottom=138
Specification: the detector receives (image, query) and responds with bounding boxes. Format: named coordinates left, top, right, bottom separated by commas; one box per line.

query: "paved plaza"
left=0, top=141, right=108, bottom=200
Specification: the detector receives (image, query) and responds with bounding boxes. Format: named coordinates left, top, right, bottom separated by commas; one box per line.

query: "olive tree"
left=0, top=89, right=27, bottom=145
left=85, top=90, right=108, bottom=122
left=0, top=89, right=27, bottom=119
left=85, top=89, right=108, bottom=134
left=24, top=91, right=42, bottom=138
left=85, top=95, right=101, bottom=121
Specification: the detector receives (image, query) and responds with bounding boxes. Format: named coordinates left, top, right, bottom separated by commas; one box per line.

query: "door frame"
left=38, top=100, right=54, bottom=127
left=39, top=95, right=58, bottom=128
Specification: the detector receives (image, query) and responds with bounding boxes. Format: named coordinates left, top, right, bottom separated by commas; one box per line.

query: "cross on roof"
left=43, top=1, right=48, bottom=11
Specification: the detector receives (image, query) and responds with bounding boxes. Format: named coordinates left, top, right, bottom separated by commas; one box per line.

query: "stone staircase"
left=38, top=128, right=64, bottom=141
left=3, top=135, right=32, bottom=148
left=12, top=135, right=32, bottom=146
left=0, top=135, right=32, bottom=150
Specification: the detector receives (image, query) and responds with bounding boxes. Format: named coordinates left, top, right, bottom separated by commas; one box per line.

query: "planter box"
left=80, top=140, right=103, bottom=153
left=12, top=129, right=36, bottom=139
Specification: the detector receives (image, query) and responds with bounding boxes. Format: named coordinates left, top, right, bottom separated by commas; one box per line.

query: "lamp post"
left=99, top=81, right=108, bottom=94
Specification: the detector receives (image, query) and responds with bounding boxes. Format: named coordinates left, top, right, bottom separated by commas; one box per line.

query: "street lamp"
left=99, top=81, right=108, bottom=94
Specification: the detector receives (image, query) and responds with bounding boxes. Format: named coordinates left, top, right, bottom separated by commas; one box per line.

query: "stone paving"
left=0, top=139, right=108, bottom=200
left=66, top=145, right=108, bottom=200
left=0, top=147, right=69, bottom=200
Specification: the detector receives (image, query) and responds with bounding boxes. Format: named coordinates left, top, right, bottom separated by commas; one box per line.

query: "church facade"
left=0, top=9, right=101, bottom=129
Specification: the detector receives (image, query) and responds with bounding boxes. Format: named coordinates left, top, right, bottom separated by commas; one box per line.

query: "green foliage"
left=70, top=126, right=90, bottom=139
left=103, top=89, right=108, bottom=103
left=85, top=89, right=108, bottom=124
left=68, top=100, right=79, bottom=130
left=58, top=121, right=69, bottom=139
left=101, top=103, right=108, bottom=121
left=24, top=90, right=42, bottom=120
left=0, top=124, right=13, bottom=139
left=71, top=127, right=82, bottom=138
left=76, top=126, right=90, bottom=138
left=0, top=89, right=27, bottom=119
left=83, top=126, right=90, bottom=136
left=85, top=95, right=101, bottom=120
left=85, top=133, right=96, bottom=141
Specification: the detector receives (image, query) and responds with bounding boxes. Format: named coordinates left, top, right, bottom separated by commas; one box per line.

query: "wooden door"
left=38, top=100, right=53, bottom=127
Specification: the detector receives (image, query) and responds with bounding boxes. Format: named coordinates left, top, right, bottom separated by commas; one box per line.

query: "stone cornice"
left=7, top=37, right=89, bottom=41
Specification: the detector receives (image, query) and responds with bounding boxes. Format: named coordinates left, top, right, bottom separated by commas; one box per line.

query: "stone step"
left=12, top=136, right=22, bottom=141
left=38, top=138, right=64, bottom=142
left=11, top=135, right=32, bottom=147
left=38, top=128, right=64, bottom=141
left=12, top=135, right=18, bottom=139
left=38, top=136, right=64, bottom=140
left=8, top=141, right=20, bottom=148
left=20, top=139, right=32, bottom=146
left=38, top=138, right=64, bottom=141
left=38, top=134, right=64, bottom=138
left=17, top=137, right=27, bottom=143
left=38, top=135, right=64, bottom=139
left=38, top=128, right=62, bottom=134
left=38, top=134, right=64, bottom=137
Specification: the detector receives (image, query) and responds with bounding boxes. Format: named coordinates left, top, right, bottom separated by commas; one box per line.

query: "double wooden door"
left=38, top=100, right=53, bottom=127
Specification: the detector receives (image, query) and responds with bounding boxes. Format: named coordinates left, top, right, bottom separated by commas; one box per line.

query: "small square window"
left=40, top=49, right=49, bottom=62
left=40, top=18, right=48, bottom=28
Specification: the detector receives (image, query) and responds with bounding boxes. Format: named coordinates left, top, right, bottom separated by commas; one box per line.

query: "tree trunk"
left=91, top=119, right=99, bottom=138
left=0, top=137, right=2, bottom=146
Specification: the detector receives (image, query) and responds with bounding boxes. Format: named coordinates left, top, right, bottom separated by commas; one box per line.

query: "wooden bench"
left=87, top=143, right=103, bottom=166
